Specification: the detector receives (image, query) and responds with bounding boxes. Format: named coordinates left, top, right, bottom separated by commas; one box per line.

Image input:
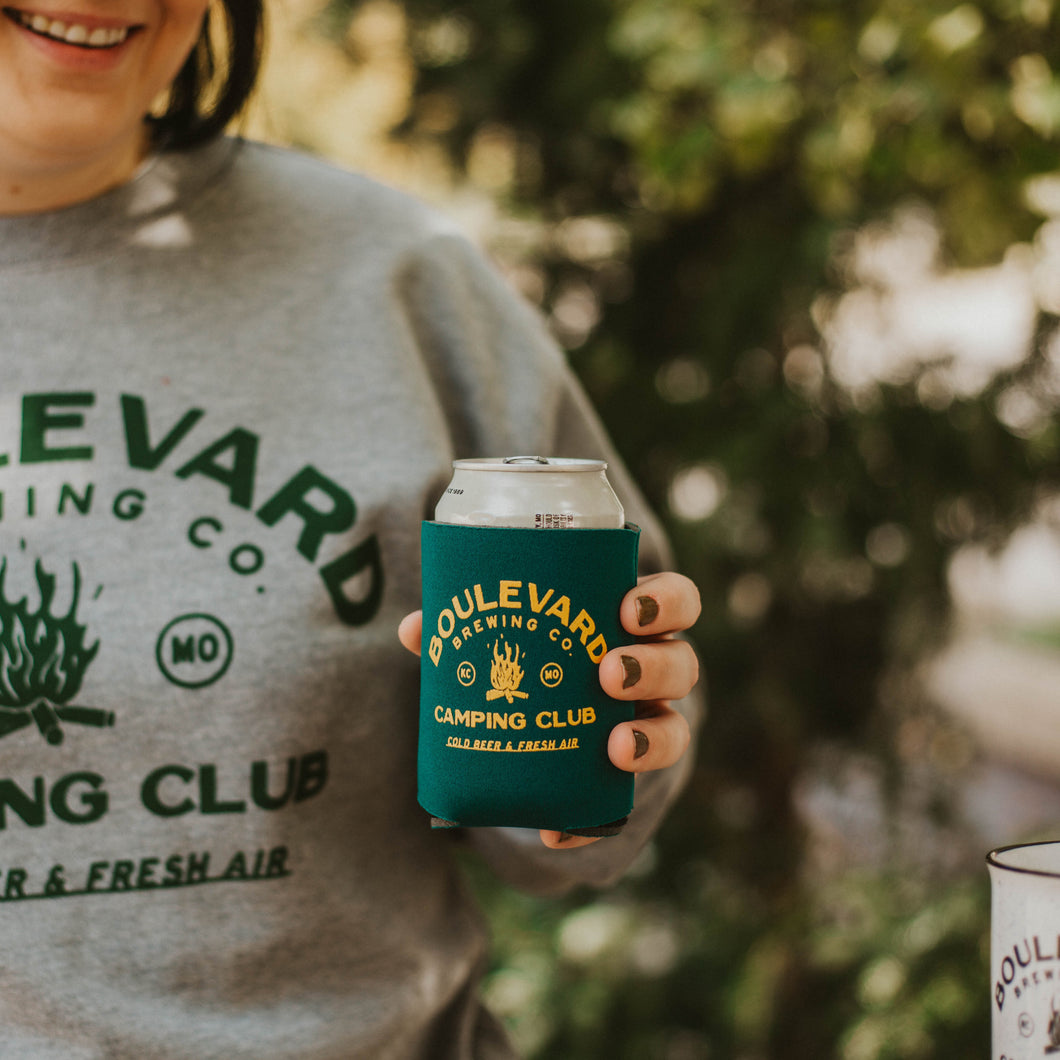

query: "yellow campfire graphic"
left=0, top=557, right=110, bottom=745
left=486, top=638, right=529, bottom=704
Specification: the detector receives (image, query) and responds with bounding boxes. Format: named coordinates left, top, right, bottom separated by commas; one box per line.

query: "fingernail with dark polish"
left=633, top=729, right=650, bottom=759
left=635, top=596, right=659, bottom=627
left=621, top=655, right=641, bottom=689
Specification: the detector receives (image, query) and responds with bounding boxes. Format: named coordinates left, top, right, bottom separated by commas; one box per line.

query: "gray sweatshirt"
left=0, top=137, right=695, bottom=1059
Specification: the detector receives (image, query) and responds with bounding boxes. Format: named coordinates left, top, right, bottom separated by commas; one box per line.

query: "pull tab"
left=503, top=455, right=550, bottom=465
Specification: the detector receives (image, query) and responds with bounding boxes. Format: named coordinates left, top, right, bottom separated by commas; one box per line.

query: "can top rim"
left=452, top=456, right=608, bottom=473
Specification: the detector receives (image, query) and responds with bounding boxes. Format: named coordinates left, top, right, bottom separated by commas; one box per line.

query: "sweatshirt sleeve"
left=397, top=229, right=703, bottom=895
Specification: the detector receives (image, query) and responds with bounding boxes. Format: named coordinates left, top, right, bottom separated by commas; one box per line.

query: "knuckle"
left=676, top=641, right=700, bottom=695
left=685, top=576, right=703, bottom=619
left=653, top=711, right=690, bottom=768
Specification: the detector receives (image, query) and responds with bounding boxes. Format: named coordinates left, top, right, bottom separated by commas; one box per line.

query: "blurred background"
left=244, top=2, right=1060, bottom=1056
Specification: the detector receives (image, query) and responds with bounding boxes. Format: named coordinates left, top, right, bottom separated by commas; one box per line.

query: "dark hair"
left=147, top=0, right=265, bottom=150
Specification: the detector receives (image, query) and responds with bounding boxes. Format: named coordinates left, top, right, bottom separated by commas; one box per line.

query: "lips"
left=2, top=6, right=140, bottom=48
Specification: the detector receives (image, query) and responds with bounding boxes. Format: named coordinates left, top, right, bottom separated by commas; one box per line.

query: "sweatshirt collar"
left=0, top=136, right=239, bottom=271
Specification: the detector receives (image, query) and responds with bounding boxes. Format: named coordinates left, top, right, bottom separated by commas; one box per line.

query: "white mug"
left=989, top=841, right=1060, bottom=1058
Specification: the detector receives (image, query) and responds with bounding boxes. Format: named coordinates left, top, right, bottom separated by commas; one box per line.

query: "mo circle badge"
left=156, top=613, right=234, bottom=689
left=417, top=521, right=640, bottom=832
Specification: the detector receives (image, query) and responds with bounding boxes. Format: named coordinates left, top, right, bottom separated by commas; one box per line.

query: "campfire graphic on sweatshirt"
left=0, top=557, right=110, bottom=745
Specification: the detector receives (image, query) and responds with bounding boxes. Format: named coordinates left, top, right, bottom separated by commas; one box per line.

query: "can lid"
left=452, top=456, right=608, bottom=472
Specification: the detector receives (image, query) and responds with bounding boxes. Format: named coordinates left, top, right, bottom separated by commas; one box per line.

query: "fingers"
left=621, top=571, right=701, bottom=638
left=598, top=638, right=699, bottom=702
left=397, top=611, right=422, bottom=656
left=607, top=701, right=691, bottom=774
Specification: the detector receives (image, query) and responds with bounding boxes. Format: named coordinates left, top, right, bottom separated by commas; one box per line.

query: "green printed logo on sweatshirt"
left=0, top=391, right=385, bottom=627
left=0, top=555, right=109, bottom=745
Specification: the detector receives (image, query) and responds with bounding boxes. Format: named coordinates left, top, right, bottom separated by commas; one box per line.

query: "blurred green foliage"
left=327, top=0, right=1060, bottom=1055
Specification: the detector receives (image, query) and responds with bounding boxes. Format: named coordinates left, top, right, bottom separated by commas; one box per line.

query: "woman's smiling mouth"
left=2, top=6, right=139, bottom=47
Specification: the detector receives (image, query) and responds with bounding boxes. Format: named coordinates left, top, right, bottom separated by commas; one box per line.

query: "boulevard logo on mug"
left=989, top=842, right=1060, bottom=1058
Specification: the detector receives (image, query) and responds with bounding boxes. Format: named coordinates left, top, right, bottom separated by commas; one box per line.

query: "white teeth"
left=15, top=9, right=131, bottom=47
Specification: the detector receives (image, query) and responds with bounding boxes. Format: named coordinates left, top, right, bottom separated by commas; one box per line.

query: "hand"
left=397, top=570, right=701, bottom=849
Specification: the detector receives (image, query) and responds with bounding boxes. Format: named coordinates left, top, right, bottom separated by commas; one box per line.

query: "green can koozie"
left=418, top=521, right=640, bottom=833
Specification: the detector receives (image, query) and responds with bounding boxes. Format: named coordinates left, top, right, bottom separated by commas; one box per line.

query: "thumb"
left=398, top=611, right=423, bottom=656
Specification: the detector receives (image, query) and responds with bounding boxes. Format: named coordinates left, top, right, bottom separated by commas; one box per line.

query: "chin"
left=8, top=106, right=144, bottom=164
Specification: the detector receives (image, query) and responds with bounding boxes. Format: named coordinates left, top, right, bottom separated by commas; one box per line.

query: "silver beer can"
left=434, top=456, right=624, bottom=529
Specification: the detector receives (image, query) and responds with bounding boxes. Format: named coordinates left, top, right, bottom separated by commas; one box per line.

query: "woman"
left=0, top=0, right=701, bottom=1055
